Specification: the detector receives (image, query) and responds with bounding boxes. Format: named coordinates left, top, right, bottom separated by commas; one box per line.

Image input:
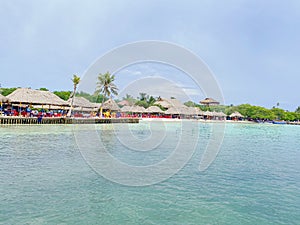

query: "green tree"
left=0, top=87, right=17, bottom=96
left=53, top=91, right=72, bottom=100
left=39, top=88, right=49, bottom=91
left=67, top=74, right=81, bottom=117
left=295, top=106, right=300, bottom=113
left=184, top=101, right=196, bottom=107
left=138, top=93, right=148, bottom=101
left=122, top=94, right=136, bottom=105
left=95, top=72, right=118, bottom=116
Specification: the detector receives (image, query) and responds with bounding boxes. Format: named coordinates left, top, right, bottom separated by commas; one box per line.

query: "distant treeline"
left=1, top=88, right=300, bottom=121
left=185, top=101, right=300, bottom=121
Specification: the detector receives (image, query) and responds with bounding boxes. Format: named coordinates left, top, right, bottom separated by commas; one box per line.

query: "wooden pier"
left=0, top=116, right=139, bottom=125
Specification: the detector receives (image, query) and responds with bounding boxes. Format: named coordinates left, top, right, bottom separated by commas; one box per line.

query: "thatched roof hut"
left=67, top=97, right=95, bottom=108
left=145, top=106, right=164, bottom=113
left=154, top=98, right=184, bottom=109
left=200, top=97, right=220, bottom=106
left=131, top=106, right=145, bottom=113
left=194, top=107, right=204, bottom=115
left=164, top=107, right=182, bottom=115
left=203, top=111, right=214, bottom=116
left=120, top=106, right=132, bottom=112
left=102, top=99, right=120, bottom=111
left=214, top=111, right=227, bottom=117
left=7, top=88, right=68, bottom=106
left=0, top=94, right=10, bottom=103
left=118, top=100, right=133, bottom=107
left=230, top=112, right=244, bottom=118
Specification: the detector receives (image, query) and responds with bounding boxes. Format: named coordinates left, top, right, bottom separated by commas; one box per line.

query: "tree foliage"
left=0, top=87, right=17, bottom=96
left=53, top=91, right=72, bottom=101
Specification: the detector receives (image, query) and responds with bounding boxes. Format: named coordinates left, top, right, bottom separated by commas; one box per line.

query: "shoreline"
left=1, top=116, right=299, bottom=126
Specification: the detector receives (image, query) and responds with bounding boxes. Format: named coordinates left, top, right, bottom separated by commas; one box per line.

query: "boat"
left=272, top=120, right=287, bottom=125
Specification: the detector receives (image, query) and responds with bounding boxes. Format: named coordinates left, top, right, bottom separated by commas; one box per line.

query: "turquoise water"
left=0, top=122, right=299, bottom=224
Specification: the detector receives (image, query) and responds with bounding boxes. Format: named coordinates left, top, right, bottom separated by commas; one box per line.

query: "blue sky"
left=0, top=0, right=300, bottom=110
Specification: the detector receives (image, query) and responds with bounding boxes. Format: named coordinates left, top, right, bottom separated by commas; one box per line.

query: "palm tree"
left=95, top=72, right=118, bottom=117
left=67, top=74, right=81, bottom=117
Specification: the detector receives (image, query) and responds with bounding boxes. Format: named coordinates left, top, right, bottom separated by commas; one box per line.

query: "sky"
left=0, top=0, right=300, bottom=110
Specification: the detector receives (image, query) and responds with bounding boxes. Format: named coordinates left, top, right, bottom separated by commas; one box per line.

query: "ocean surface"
left=0, top=121, right=299, bottom=225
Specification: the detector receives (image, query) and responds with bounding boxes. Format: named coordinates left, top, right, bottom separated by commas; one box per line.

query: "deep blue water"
left=0, top=122, right=299, bottom=224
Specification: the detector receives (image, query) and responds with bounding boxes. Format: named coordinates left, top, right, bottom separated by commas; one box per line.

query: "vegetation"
left=122, top=94, right=136, bottom=105
left=53, top=91, right=72, bottom=101
left=1, top=83, right=300, bottom=121
left=39, top=88, right=49, bottom=91
left=67, top=74, right=81, bottom=117
left=135, top=93, right=157, bottom=108
left=95, top=72, right=118, bottom=115
left=0, top=87, right=17, bottom=96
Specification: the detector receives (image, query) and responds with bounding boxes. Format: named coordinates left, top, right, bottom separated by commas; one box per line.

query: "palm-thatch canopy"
left=203, top=111, right=214, bottom=116
left=120, top=106, right=132, bottom=112
left=7, top=88, right=68, bottom=106
left=230, top=112, right=244, bottom=118
left=145, top=106, right=164, bottom=113
left=131, top=106, right=145, bottom=113
left=194, top=107, right=204, bottom=115
left=213, top=111, right=227, bottom=117
left=164, top=107, right=182, bottom=115
left=0, top=94, right=10, bottom=103
left=200, top=97, right=220, bottom=105
left=102, top=99, right=120, bottom=111
left=154, top=98, right=184, bottom=109
left=118, top=100, right=133, bottom=107
left=67, top=96, right=95, bottom=108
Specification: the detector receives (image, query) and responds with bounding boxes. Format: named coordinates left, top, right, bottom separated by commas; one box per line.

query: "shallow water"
left=0, top=122, right=299, bottom=224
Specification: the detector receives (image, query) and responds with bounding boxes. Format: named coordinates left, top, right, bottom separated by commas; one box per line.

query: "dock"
left=0, top=116, right=139, bottom=125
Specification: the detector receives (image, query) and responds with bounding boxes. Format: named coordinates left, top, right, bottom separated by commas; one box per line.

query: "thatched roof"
left=102, top=99, right=120, bottom=111
left=154, top=98, right=184, bottom=109
left=118, top=100, right=133, bottom=107
left=145, top=106, right=164, bottom=113
left=0, top=94, right=10, bottom=103
left=131, top=106, right=145, bottom=113
left=164, top=105, right=204, bottom=115
left=7, top=88, right=69, bottom=106
left=164, top=107, right=183, bottom=114
left=203, top=111, right=214, bottom=116
left=230, top=112, right=244, bottom=118
left=214, top=111, right=227, bottom=117
left=194, top=107, right=204, bottom=115
left=200, top=97, right=220, bottom=105
left=120, top=106, right=133, bottom=112
left=67, top=96, right=95, bottom=108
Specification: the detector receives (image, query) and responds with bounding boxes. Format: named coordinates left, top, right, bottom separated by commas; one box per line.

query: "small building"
left=199, top=97, right=220, bottom=106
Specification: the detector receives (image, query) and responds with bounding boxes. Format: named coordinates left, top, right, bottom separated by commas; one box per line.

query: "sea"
left=0, top=121, right=299, bottom=225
